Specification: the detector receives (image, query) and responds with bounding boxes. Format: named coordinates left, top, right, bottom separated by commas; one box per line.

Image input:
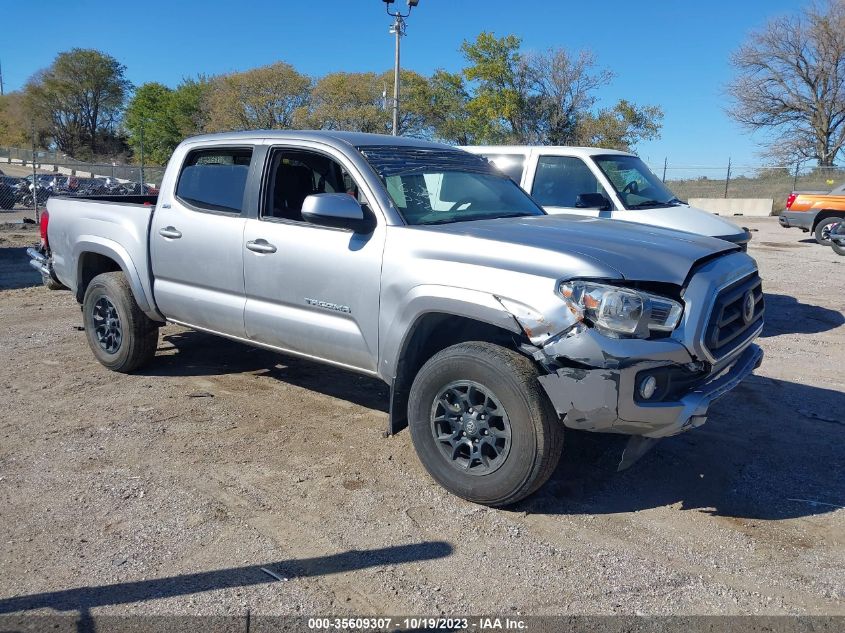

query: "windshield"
left=593, top=154, right=680, bottom=209
left=358, top=145, right=545, bottom=225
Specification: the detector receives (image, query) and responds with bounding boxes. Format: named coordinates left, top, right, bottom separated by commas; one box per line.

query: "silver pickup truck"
left=29, top=131, right=764, bottom=506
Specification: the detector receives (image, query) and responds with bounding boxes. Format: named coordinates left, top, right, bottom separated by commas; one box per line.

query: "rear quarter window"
left=175, top=148, right=253, bottom=213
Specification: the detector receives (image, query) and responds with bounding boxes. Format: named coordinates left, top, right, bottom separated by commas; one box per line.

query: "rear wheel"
left=832, top=242, right=845, bottom=256
left=407, top=341, right=563, bottom=507
left=814, top=216, right=844, bottom=246
left=82, top=272, right=159, bottom=373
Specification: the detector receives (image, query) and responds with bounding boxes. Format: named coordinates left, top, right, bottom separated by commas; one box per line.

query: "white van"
left=461, top=145, right=750, bottom=248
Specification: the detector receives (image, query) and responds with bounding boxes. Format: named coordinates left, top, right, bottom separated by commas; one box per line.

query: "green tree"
left=418, top=70, right=478, bottom=144
left=454, top=32, right=662, bottom=149
left=380, top=69, right=433, bottom=137
left=0, top=92, right=42, bottom=147
left=170, top=77, right=210, bottom=139
left=460, top=32, right=528, bottom=142
left=124, top=82, right=174, bottom=165
left=204, top=62, right=310, bottom=132
left=124, top=78, right=209, bottom=164
left=303, top=71, right=390, bottom=133
left=576, top=100, right=664, bottom=151
left=24, top=48, right=131, bottom=157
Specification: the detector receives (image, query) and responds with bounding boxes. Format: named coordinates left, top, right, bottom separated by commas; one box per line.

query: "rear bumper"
left=27, top=246, right=51, bottom=277
left=779, top=210, right=816, bottom=231
left=538, top=343, right=764, bottom=439
left=27, top=246, right=63, bottom=288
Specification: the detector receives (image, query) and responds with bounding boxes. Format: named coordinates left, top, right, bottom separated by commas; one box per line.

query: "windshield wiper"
left=419, top=212, right=533, bottom=226
left=626, top=200, right=673, bottom=209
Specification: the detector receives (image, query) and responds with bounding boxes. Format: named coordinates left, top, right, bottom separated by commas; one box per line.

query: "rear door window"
left=176, top=148, right=253, bottom=214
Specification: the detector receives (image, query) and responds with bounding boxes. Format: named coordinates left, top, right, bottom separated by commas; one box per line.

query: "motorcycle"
left=21, top=182, right=52, bottom=208
left=830, top=221, right=845, bottom=256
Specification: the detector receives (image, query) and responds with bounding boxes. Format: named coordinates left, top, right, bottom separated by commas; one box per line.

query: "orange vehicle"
left=779, top=181, right=845, bottom=245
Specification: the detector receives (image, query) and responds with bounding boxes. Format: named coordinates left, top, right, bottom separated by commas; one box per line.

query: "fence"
left=0, top=146, right=165, bottom=187
left=1, top=146, right=166, bottom=216
left=648, top=161, right=845, bottom=209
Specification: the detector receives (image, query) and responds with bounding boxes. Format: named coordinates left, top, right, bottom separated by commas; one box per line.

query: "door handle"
left=158, top=226, right=182, bottom=239
left=246, top=239, right=277, bottom=254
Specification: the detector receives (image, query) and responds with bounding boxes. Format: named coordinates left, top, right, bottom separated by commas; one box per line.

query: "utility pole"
left=383, top=0, right=420, bottom=136
left=0, top=58, right=5, bottom=96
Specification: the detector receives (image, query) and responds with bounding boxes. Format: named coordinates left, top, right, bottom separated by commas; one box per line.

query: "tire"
left=814, top=216, right=844, bottom=246
left=82, top=272, right=159, bottom=373
left=832, top=242, right=845, bottom=256
left=407, top=341, right=563, bottom=507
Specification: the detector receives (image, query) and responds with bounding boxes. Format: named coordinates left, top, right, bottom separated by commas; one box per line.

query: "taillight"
left=785, top=193, right=797, bottom=209
left=40, top=209, right=50, bottom=248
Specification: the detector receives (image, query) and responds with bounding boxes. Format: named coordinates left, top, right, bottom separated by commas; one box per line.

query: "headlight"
left=558, top=280, right=683, bottom=338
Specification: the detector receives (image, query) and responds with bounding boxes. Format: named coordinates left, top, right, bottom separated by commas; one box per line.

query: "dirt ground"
left=0, top=217, right=842, bottom=619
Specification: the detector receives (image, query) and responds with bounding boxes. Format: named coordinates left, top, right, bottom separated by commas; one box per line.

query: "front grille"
left=703, top=273, right=764, bottom=360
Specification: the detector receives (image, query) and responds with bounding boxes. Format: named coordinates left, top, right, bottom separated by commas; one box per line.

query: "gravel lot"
left=0, top=217, right=843, bottom=619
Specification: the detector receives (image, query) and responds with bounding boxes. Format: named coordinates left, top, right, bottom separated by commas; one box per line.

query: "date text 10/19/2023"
left=307, top=617, right=528, bottom=630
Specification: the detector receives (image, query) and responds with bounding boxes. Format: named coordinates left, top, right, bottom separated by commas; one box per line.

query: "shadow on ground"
left=524, top=375, right=845, bottom=521
left=760, top=292, right=844, bottom=337
left=0, top=247, right=41, bottom=290
left=0, top=542, right=452, bottom=627
left=141, top=330, right=389, bottom=412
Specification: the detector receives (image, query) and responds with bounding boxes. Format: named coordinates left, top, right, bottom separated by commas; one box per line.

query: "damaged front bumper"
left=536, top=329, right=763, bottom=439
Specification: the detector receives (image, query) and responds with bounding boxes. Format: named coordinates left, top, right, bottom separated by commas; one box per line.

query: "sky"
left=0, top=0, right=806, bottom=170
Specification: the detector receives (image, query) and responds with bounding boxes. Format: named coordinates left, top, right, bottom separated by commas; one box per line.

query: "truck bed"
left=46, top=195, right=159, bottom=319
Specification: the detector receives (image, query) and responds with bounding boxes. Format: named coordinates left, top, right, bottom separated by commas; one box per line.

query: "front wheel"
left=407, top=341, right=563, bottom=507
left=82, top=272, right=159, bottom=373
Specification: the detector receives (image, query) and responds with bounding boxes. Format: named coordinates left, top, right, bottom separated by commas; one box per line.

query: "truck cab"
left=461, top=145, right=750, bottom=248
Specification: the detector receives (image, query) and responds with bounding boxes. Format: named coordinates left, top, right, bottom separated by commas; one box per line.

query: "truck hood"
left=416, top=214, right=738, bottom=285
left=615, top=204, right=745, bottom=240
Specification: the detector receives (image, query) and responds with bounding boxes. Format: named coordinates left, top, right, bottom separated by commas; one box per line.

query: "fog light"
left=639, top=375, right=658, bottom=400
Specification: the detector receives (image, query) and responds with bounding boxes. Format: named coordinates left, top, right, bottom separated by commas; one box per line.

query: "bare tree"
left=728, top=1, right=845, bottom=166
left=525, top=49, right=613, bottom=145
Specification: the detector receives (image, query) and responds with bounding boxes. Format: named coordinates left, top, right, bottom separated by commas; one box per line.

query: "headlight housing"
left=558, top=280, right=683, bottom=338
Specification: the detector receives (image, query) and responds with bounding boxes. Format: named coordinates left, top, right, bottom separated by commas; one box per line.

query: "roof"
left=460, top=145, right=634, bottom=158
left=181, top=129, right=454, bottom=152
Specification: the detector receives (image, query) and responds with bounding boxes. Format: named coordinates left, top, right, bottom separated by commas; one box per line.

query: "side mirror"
left=301, top=193, right=373, bottom=232
left=575, top=192, right=612, bottom=211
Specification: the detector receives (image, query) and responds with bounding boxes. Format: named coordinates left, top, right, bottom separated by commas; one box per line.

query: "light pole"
left=383, top=0, right=420, bottom=136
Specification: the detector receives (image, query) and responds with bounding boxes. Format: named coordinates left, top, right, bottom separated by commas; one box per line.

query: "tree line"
left=0, top=32, right=664, bottom=165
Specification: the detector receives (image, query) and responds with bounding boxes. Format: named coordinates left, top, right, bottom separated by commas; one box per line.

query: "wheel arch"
left=386, top=303, right=528, bottom=436
left=811, top=209, right=845, bottom=231
left=73, top=238, right=163, bottom=321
